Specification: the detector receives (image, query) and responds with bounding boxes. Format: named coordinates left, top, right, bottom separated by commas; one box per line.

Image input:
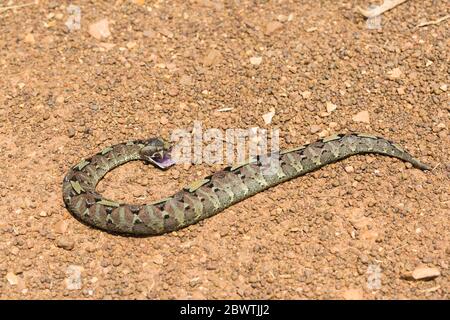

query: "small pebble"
left=54, top=220, right=69, bottom=234
left=143, top=29, right=155, bottom=38
left=318, top=130, right=329, bottom=138
left=6, top=272, right=19, bottom=286
left=352, top=111, right=370, bottom=124
left=326, top=101, right=337, bottom=113
left=301, top=91, right=312, bottom=99
left=310, top=125, right=321, bottom=134
left=126, top=41, right=137, bottom=50
left=67, top=127, right=76, bottom=138
left=203, top=49, right=222, bottom=67
left=329, top=122, right=338, bottom=128
left=98, top=42, right=115, bottom=51
left=342, top=288, right=363, bottom=300
left=56, top=95, right=65, bottom=104
left=387, top=67, right=403, bottom=79
left=56, top=237, right=75, bottom=251
left=88, top=18, right=111, bottom=40
left=403, top=266, right=441, bottom=281
left=153, top=254, right=164, bottom=265
left=250, top=56, right=263, bottom=66
left=132, top=0, right=145, bottom=5
left=167, top=87, right=178, bottom=97
left=265, top=21, right=283, bottom=35
left=24, top=33, right=35, bottom=44
left=180, top=75, right=192, bottom=86
left=397, top=87, right=406, bottom=95
left=262, top=110, right=275, bottom=124
left=306, top=27, right=317, bottom=32
left=171, top=169, right=180, bottom=179
left=345, top=166, right=354, bottom=173
left=10, top=246, right=20, bottom=255
left=160, top=117, right=169, bottom=125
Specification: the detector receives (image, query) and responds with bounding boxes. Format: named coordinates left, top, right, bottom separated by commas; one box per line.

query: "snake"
left=62, top=133, right=430, bottom=236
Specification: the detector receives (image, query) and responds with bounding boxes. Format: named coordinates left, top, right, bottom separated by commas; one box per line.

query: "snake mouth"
left=148, top=153, right=176, bottom=170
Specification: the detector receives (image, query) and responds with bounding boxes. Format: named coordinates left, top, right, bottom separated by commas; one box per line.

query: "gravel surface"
left=0, top=0, right=448, bottom=299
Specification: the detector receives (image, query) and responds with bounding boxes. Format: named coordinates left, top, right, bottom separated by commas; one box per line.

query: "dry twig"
left=417, top=15, right=450, bottom=27
left=0, top=1, right=36, bottom=13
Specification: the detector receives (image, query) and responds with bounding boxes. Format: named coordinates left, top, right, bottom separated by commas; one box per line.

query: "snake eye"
left=145, top=138, right=172, bottom=152
left=152, top=151, right=162, bottom=159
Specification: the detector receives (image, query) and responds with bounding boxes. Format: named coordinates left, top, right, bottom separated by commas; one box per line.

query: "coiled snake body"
left=62, top=133, right=429, bottom=236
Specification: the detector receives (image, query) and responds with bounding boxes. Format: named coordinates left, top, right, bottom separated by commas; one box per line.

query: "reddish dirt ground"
left=0, top=0, right=448, bottom=299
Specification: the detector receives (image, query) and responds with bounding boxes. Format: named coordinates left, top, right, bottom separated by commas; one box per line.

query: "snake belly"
left=62, top=133, right=430, bottom=236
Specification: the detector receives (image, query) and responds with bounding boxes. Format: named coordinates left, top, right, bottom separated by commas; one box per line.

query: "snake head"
left=139, top=138, right=175, bottom=170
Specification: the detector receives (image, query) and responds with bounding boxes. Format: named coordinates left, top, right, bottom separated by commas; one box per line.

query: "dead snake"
left=62, top=133, right=430, bottom=236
